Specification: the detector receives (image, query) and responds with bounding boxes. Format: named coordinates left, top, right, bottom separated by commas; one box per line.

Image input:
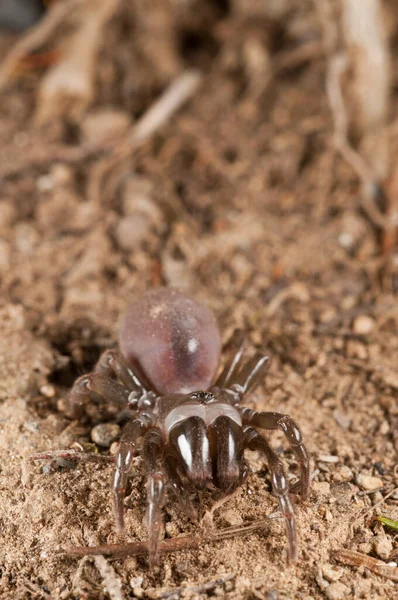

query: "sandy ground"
left=0, top=1, right=397, bottom=599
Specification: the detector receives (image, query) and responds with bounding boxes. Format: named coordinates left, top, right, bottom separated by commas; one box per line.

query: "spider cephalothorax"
left=44, top=289, right=311, bottom=565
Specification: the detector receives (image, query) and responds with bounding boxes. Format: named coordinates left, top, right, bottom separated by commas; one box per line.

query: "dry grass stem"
left=335, top=549, right=398, bottom=582
left=67, top=519, right=273, bottom=560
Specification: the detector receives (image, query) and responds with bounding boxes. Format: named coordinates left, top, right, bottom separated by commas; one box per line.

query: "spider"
left=48, top=289, right=310, bottom=565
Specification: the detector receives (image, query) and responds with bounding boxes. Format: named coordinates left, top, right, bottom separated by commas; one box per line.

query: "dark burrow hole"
left=178, top=29, right=221, bottom=68
left=47, top=321, right=113, bottom=389
left=48, top=343, right=103, bottom=389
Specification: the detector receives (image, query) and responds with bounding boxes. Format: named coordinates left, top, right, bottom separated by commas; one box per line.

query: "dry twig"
left=87, top=69, right=202, bottom=203
left=67, top=519, right=274, bottom=559
left=335, top=549, right=398, bottom=583
left=30, top=448, right=115, bottom=464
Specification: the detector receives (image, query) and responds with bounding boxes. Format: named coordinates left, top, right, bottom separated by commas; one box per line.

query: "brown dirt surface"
left=0, top=1, right=398, bottom=599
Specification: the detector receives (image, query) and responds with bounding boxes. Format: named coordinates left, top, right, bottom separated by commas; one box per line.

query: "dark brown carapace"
left=54, top=289, right=310, bottom=564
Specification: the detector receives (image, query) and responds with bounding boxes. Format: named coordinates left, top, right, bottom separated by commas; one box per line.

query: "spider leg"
left=164, top=453, right=197, bottom=522
left=240, top=409, right=310, bottom=500
left=69, top=372, right=132, bottom=416
left=113, top=416, right=151, bottom=534
left=142, top=428, right=166, bottom=566
left=215, top=329, right=245, bottom=388
left=94, top=349, right=147, bottom=393
left=245, top=426, right=298, bottom=563
left=231, top=353, right=271, bottom=396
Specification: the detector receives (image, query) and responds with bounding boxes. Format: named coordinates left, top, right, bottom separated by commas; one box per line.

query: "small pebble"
left=353, top=315, right=374, bottom=335
left=322, top=564, right=343, bottom=582
left=109, top=441, right=120, bottom=455
left=356, top=474, right=383, bottom=491
left=325, top=581, right=349, bottom=600
left=132, top=587, right=144, bottom=599
left=23, top=421, right=40, bottom=433
left=129, top=576, right=143, bottom=588
left=40, top=384, right=56, bottom=398
left=115, top=215, right=152, bottom=251
left=339, top=466, right=353, bottom=481
left=378, top=420, right=389, bottom=435
left=357, top=542, right=372, bottom=555
left=371, top=491, right=384, bottom=505
left=91, top=423, right=120, bottom=448
left=372, top=535, right=393, bottom=560
left=122, top=175, right=163, bottom=231
left=82, top=108, right=131, bottom=144
left=333, top=409, right=351, bottom=430
left=220, top=508, right=243, bottom=527
left=318, top=455, right=339, bottom=464
left=165, top=521, right=179, bottom=537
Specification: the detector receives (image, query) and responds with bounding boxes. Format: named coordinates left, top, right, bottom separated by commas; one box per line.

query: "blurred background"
left=0, top=1, right=397, bottom=599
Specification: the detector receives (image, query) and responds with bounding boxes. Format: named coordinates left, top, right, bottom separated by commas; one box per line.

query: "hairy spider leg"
left=232, top=352, right=271, bottom=395
left=215, top=329, right=245, bottom=388
left=68, top=350, right=149, bottom=417
left=69, top=373, right=132, bottom=414
left=240, top=408, right=310, bottom=500
left=94, top=349, right=147, bottom=394
left=142, top=428, right=166, bottom=566
left=113, top=415, right=152, bottom=534
left=245, top=427, right=298, bottom=563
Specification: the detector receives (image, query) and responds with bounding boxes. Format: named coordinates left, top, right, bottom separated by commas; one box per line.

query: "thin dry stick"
left=30, top=449, right=115, bottom=464
left=0, top=0, right=83, bottom=90
left=87, top=69, right=202, bottom=203
left=131, top=70, right=201, bottom=144
left=335, top=549, right=398, bottom=583
left=67, top=519, right=274, bottom=559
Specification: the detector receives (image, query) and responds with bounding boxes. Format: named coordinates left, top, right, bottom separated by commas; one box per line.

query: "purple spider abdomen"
left=119, top=288, right=221, bottom=395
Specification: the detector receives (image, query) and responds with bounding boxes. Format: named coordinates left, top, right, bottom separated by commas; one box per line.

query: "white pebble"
left=372, top=535, right=393, bottom=560
left=91, top=423, right=120, bottom=448
left=353, top=315, right=374, bottom=335
left=322, top=564, right=343, bottom=582
left=356, top=474, right=383, bottom=491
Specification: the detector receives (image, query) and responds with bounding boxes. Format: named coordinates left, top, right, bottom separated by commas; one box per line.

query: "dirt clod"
left=325, top=581, right=350, bottom=600
left=356, top=474, right=384, bottom=491
left=91, top=423, right=121, bottom=447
